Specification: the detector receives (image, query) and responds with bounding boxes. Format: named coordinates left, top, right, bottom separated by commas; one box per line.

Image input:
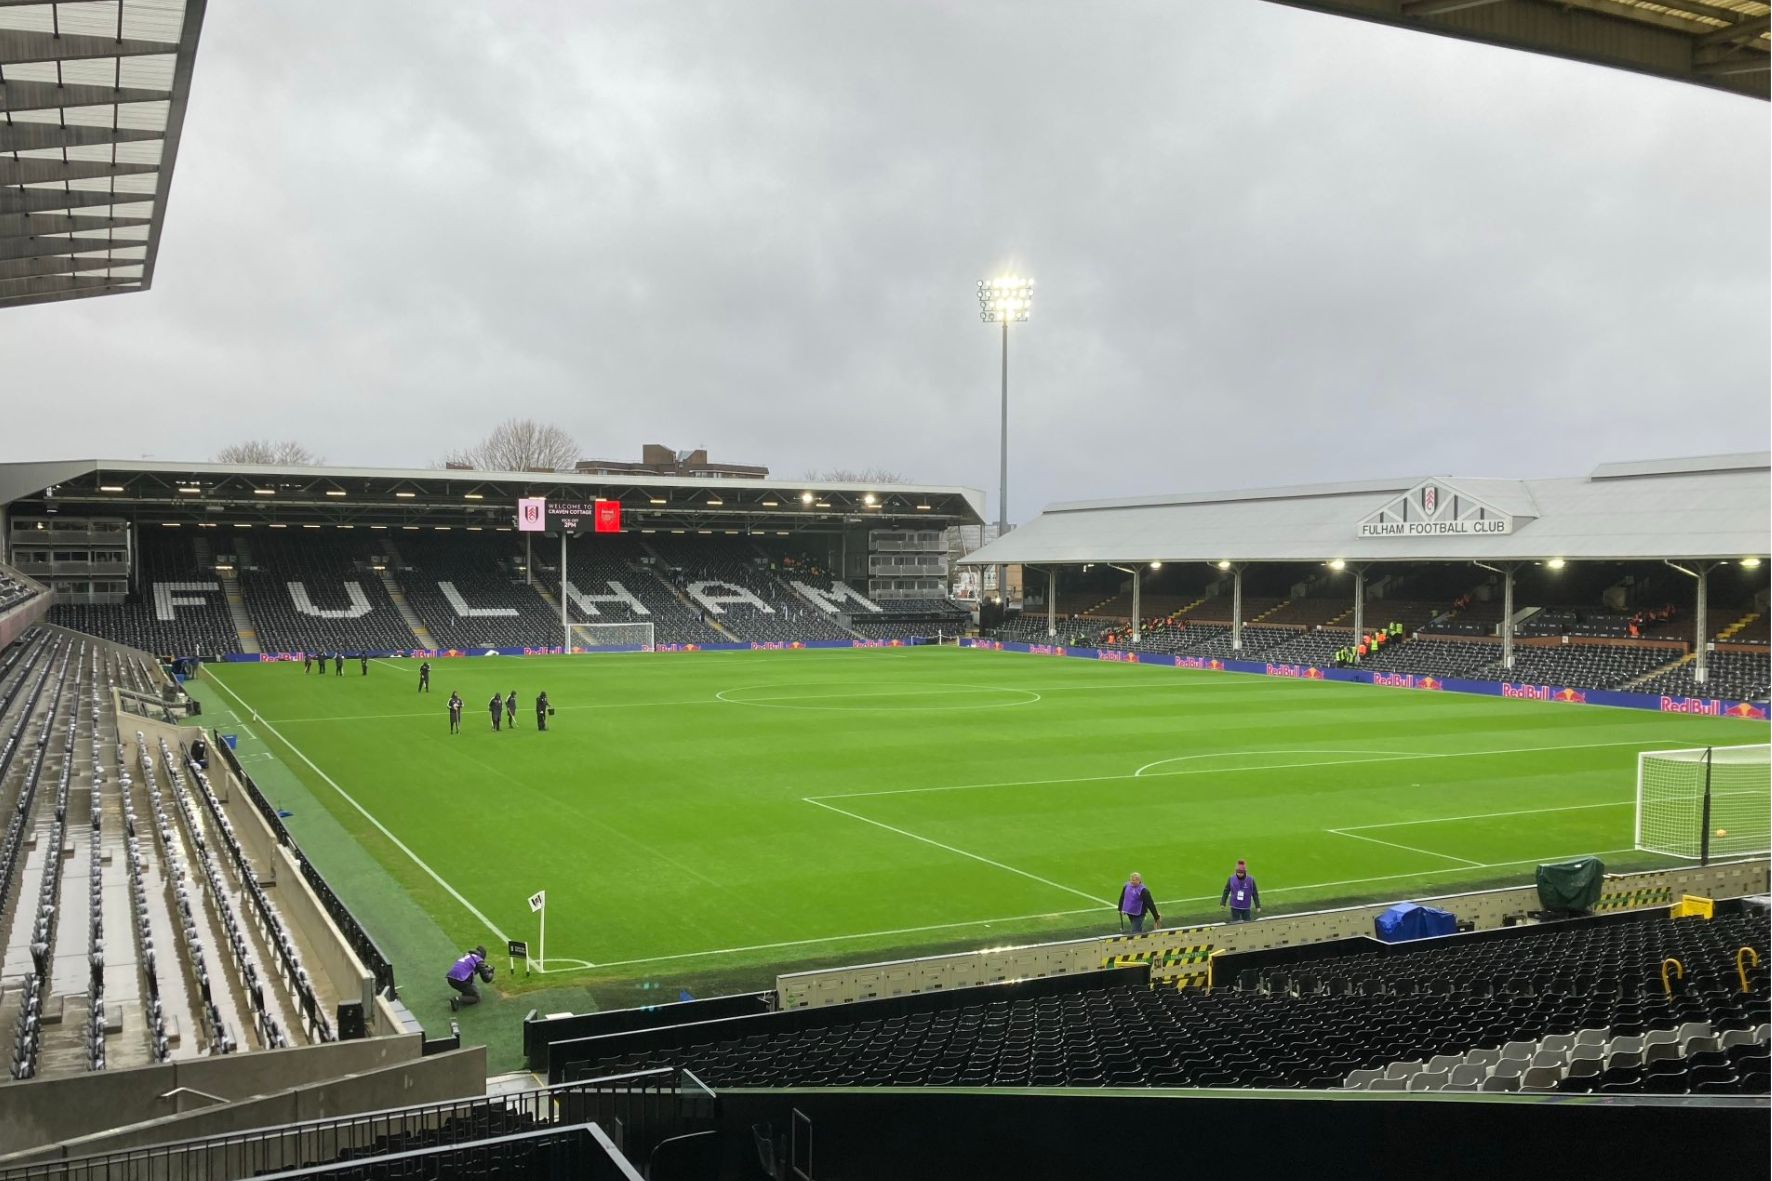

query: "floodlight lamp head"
left=978, top=275, right=1034, bottom=323
left=1546, top=558, right=1566, bottom=570
left=1743, top=556, right=1763, bottom=569
left=1328, top=558, right=1347, bottom=571
left=1216, top=560, right=1232, bottom=571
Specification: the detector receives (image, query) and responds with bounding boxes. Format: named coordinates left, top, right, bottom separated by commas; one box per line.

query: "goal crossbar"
left=566, top=621, right=655, bottom=653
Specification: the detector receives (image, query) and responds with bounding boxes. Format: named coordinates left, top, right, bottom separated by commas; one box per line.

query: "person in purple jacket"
left=1220, top=860, right=1260, bottom=922
left=1117, top=872, right=1160, bottom=932
left=446, top=945, right=494, bottom=1010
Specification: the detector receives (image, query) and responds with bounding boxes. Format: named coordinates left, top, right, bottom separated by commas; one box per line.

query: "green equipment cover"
left=1536, top=857, right=1605, bottom=914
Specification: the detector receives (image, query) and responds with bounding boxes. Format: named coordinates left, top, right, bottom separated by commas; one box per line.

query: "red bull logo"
left=1265, top=663, right=1305, bottom=678
left=1372, top=672, right=1437, bottom=690
left=1727, top=701, right=1769, bottom=719
left=1501, top=682, right=1553, bottom=700
left=1554, top=687, right=1587, bottom=704
left=1208, top=659, right=1223, bottom=671
left=1305, top=666, right=1324, bottom=679
left=1097, top=649, right=1138, bottom=663
left=1660, top=696, right=1724, bottom=716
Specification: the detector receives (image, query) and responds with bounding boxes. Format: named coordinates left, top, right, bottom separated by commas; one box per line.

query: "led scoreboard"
left=515, top=497, right=622, bottom=534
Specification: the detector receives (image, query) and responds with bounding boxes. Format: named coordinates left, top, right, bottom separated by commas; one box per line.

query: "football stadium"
left=0, top=2, right=1768, bottom=1178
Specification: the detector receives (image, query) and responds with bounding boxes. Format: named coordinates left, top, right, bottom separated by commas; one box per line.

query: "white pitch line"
left=205, top=670, right=513, bottom=946
left=1338, top=800, right=1631, bottom=831
left=803, top=796, right=1103, bottom=905
left=557, top=845, right=1648, bottom=973
left=818, top=737, right=1733, bottom=803
left=1327, top=827, right=1484, bottom=868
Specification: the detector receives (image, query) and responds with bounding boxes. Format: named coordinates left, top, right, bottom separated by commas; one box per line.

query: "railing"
left=0, top=1068, right=709, bottom=1181
left=251, top=1123, right=641, bottom=1181
left=210, top=734, right=398, bottom=999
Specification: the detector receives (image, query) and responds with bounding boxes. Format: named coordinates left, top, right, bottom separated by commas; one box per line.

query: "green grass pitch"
left=196, top=647, right=1765, bottom=1003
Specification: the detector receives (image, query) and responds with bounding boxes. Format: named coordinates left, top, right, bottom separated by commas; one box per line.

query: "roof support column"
left=1047, top=567, right=1057, bottom=639
left=1231, top=566, right=1244, bottom=652
left=1351, top=567, right=1365, bottom=663
left=1695, top=567, right=1710, bottom=687
left=1131, top=568, right=1142, bottom=644
left=1474, top=561, right=1520, bottom=670
left=1665, top=561, right=1719, bottom=688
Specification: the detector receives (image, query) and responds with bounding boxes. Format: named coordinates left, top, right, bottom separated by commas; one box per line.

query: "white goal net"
left=1635, top=744, right=1770, bottom=860
left=567, top=622, right=654, bottom=653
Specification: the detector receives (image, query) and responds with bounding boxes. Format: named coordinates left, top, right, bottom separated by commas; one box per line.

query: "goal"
left=1635, top=744, right=1770, bottom=861
left=566, top=622, right=655, bottom=653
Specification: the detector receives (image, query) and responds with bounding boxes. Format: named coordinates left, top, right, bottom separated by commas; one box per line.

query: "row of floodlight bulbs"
left=978, top=275, right=1034, bottom=323
left=97, top=485, right=921, bottom=509
left=1083, top=557, right=1765, bottom=571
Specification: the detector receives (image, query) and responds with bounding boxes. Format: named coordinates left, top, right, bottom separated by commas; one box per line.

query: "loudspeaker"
left=337, top=1001, right=366, bottom=1040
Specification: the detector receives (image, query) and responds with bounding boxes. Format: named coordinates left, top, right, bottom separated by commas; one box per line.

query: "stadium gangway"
left=0, top=1066, right=716, bottom=1181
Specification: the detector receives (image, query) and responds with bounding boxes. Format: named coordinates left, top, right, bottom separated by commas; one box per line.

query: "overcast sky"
left=5, top=1, right=1767, bottom=522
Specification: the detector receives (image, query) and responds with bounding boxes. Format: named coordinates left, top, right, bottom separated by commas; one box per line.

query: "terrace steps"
left=1719, top=612, right=1760, bottom=642
left=218, top=573, right=261, bottom=655
left=377, top=571, right=433, bottom=649
left=1623, top=651, right=1694, bottom=691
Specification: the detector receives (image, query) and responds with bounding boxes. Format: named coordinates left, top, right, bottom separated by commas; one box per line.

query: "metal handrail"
left=0, top=1068, right=700, bottom=1181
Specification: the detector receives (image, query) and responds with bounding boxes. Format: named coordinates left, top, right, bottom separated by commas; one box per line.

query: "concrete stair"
left=1623, top=651, right=1693, bottom=690
left=377, top=572, right=434, bottom=649
left=217, top=571, right=260, bottom=655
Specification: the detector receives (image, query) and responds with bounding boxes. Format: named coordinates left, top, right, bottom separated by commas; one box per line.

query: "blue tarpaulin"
left=1374, top=903, right=1457, bottom=943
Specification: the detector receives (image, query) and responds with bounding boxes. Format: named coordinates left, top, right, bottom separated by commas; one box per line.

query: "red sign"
left=594, top=499, right=622, bottom=533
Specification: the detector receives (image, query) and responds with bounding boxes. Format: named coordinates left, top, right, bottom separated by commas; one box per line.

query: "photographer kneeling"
left=446, top=945, right=495, bottom=1011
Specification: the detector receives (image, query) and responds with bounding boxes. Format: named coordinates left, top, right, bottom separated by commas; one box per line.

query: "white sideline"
left=205, top=670, right=514, bottom=947
left=1326, top=827, right=1484, bottom=868
left=803, top=797, right=1103, bottom=905
left=571, top=845, right=1647, bottom=972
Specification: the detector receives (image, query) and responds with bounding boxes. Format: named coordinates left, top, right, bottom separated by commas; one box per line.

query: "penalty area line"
left=204, top=671, right=514, bottom=949
left=1326, top=827, right=1483, bottom=868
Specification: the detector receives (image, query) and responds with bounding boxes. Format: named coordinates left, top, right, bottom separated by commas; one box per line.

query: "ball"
left=1715, top=828, right=1728, bottom=838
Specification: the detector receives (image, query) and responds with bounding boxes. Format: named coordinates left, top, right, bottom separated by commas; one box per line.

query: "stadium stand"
left=0, top=626, right=341, bottom=1085
left=1476, top=642, right=1684, bottom=690
left=0, top=568, right=40, bottom=615
left=1635, top=652, right=1771, bottom=704
left=238, top=534, right=417, bottom=654
left=650, top=537, right=854, bottom=642
left=47, top=531, right=239, bottom=659
left=554, top=535, right=723, bottom=646
left=389, top=533, right=559, bottom=650
left=552, top=908, right=1767, bottom=1096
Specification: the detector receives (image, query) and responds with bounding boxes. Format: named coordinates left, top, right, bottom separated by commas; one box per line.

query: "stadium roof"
left=960, top=453, right=1771, bottom=566
left=1, top=0, right=207, bottom=309
left=1262, top=0, right=1769, bottom=101
left=0, top=457, right=986, bottom=531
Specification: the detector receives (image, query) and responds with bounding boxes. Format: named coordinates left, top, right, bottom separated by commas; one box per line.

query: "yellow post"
left=1205, top=948, right=1228, bottom=995
left=1737, top=947, right=1761, bottom=995
left=1660, top=957, right=1685, bottom=997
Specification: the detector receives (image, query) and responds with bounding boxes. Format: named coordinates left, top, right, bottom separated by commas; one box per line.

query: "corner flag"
left=529, top=890, right=546, bottom=913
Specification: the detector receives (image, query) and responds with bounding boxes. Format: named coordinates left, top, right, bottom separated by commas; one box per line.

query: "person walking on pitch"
left=535, top=691, right=550, bottom=731
left=505, top=691, right=518, bottom=728
left=360, top=653, right=369, bottom=675
left=1117, top=872, right=1160, bottom=932
left=489, top=692, right=503, bottom=732
left=334, top=653, right=344, bottom=676
left=1221, top=859, right=1261, bottom=923
left=303, top=653, right=313, bottom=674
left=447, top=691, right=463, bottom=734
left=418, top=661, right=431, bottom=693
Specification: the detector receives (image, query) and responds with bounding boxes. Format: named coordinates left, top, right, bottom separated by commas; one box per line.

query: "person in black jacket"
left=535, top=691, right=550, bottom=732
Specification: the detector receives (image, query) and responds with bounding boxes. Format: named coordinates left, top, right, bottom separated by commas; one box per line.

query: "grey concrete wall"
left=0, top=1033, right=425, bottom=1156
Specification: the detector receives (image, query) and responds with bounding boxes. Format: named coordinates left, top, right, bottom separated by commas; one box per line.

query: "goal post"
left=1635, top=745, right=1770, bottom=862
left=566, top=622, right=655, bottom=653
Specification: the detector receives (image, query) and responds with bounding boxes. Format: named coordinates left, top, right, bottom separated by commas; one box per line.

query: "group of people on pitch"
left=1117, top=860, right=1260, bottom=931
left=418, top=661, right=555, bottom=733
left=301, top=652, right=369, bottom=676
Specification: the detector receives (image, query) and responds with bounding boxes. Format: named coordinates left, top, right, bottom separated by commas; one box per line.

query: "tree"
left=803, top=466, right=912, bottom=484
left=440, top=419, right=580, bottom=472
left=215, top=440, right=323, bottom=465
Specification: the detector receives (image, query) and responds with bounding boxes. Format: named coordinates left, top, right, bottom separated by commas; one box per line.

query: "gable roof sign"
left=1355, top=479, right=1537, bottom=539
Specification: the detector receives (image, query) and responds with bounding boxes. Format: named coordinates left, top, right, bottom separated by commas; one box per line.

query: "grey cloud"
left=4, top=1, right=1764, bottom=522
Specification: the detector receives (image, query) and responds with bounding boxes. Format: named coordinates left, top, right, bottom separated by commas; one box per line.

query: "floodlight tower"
left=978, top=275, right=1033, bottom=608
